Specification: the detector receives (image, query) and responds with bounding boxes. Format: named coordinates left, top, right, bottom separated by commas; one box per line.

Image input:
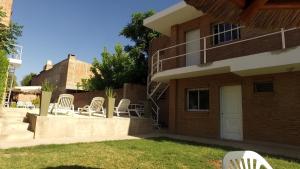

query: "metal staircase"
left=4, top=91, right=10, bottom=107
left=147, top=76, right=169, bottom=128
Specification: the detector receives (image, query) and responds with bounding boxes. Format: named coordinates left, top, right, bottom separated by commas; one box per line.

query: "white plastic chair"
left=114, top=99, right=131, bottom=117
left=50, top=94, right=75, bottom=116
left=17, top=101, right=26, bottom=108
left=222, top=151, right=273, bottom=169
left=25, top=101, right=35, bottom=109
left=78, top=97, right=105, bottom=117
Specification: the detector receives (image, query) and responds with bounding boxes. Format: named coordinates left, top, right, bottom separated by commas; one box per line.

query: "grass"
left=0, top=137, right=299, bottom=169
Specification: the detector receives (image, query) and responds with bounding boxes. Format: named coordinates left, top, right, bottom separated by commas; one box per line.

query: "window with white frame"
left=187, top=89, right=209, bottom=111
left=213, top=23, right=240, bottom=45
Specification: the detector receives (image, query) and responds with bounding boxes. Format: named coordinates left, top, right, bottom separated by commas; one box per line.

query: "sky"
left=12, top=0, right=180, bottom=83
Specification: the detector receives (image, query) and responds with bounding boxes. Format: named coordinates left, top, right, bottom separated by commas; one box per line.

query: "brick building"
left=0, top=0, right=13, bottom=26
left=31, top=54, right=93, bottom=101
left=144, top=1, right=300, bottom=147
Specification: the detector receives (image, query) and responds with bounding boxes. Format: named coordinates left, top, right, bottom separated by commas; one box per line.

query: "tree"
left=120, top=11, right=160, bottom=84
left=0, top=50, right=8, bottom=104
left=0, top=8, right=23, bottom=54
left=82, top=11, right=160, bottom=91
left=6, top=73, right=17, bottom=88
left=120, top=10, right=160, bottom=55
left=82, top=44, right=134, bottom=90
left=21, top=73, right=36, bottom=86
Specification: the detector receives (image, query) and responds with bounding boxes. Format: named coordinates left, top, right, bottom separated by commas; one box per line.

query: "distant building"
left=0, top=0, right=13, bottom=26
left=31, top=54, right=93, bottom=101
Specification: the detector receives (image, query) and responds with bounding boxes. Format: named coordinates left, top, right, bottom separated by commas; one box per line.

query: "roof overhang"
left=12, top=86, right=42, bottom=94
left=184, top=0, right=300, bottom=29
left=143, top=1, right=203, bottom=36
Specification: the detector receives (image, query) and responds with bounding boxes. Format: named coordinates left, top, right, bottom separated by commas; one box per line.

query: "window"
left=213, top=23, right=240, bottom=45
left=187, top=89, right=209, bottom=111
left=254, top=82, right=274, bottom=93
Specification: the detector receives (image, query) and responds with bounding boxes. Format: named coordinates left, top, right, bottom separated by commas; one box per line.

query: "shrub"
left=105, top=87, right=117, bottom=98
left=10, top=102, right=16, bottom=108
left=0, top=51, right=9, bottom=104
left=21, top=73, right=36, bottom=86
left=32, top=96, right=40, bottom=108
left=41, top=80, right=54, bottom=92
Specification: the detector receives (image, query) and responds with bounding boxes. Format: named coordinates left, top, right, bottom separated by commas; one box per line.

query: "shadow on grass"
left=146, top=137, right=300, bottom=163
left=147, top=137, right=236, bottom=151
left=44, top=165, right=101, bottom=169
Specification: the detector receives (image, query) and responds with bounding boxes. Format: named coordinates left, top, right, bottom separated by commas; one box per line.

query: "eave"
left=143, top=1, right=203, bottom=36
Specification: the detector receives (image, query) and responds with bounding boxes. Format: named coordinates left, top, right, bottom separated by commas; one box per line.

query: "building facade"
left=31, top=54, right=93, bottom=101
left=145, top=1, right=300, bottom=147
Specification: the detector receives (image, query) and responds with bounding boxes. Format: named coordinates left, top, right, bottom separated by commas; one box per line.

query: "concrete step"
left=0, top=117, right=26, bottom=123
left=0, top=122, right=29, bottom=135
left=0, top=130, right=34, bottom=142
left=0, top=112, right=28, bottom=118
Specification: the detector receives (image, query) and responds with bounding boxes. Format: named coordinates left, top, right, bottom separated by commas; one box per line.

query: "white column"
left=281, top=28, right=286, bottom=49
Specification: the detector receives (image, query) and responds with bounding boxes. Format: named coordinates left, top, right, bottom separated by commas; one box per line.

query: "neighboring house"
left=11, top=86, right=41, bottom=103
left=144, top=1, right=300, bottom=147
left=31, top=54, right=93, bottom=101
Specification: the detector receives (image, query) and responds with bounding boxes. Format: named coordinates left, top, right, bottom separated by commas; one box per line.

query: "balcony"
left=150, top=27, right=300, bottom=82
left=7, top=44, right=23, bottom=68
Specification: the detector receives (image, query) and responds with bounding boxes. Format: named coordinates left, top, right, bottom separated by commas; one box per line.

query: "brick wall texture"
left=31, top=55, right=92, bottom=101
left=168, top=72, right=300, bottom=146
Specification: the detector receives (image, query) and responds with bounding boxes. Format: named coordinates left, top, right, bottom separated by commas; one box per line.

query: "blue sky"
left=12, top=0, right=180, bottom=83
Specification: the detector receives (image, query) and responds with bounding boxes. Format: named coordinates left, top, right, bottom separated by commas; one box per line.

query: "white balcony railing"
left=7, top=44, right=23, bottom=67
left=150, top=27, right=300, bottom=77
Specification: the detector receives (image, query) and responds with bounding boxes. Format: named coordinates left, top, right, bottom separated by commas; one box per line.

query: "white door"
left=186, top=29, right=200, bottom=66
left=220, top=85, right=243, bottom=141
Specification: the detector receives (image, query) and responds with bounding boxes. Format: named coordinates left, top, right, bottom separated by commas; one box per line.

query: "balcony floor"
left=8, top=58, right=22, bottom=68
left=152, top=46, right=300, bottom=82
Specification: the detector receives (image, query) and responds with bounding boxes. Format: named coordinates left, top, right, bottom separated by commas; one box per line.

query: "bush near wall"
left=0, top=51, right=9, bottom=104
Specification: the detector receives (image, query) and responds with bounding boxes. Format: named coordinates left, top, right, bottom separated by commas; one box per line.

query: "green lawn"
left=0, top=138, right=299, bottom=169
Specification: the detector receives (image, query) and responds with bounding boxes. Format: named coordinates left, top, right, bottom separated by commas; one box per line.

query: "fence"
left=71, top=83, right=147, bottom=109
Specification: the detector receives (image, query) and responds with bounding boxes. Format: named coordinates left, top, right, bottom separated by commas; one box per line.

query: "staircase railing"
left=147, top=75, right=169, bottom=128
left=4, top=67, right=16, bottom=108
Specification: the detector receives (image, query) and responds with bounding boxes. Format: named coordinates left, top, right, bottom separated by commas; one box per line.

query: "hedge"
left=0, top=50, right=9, bottom=104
